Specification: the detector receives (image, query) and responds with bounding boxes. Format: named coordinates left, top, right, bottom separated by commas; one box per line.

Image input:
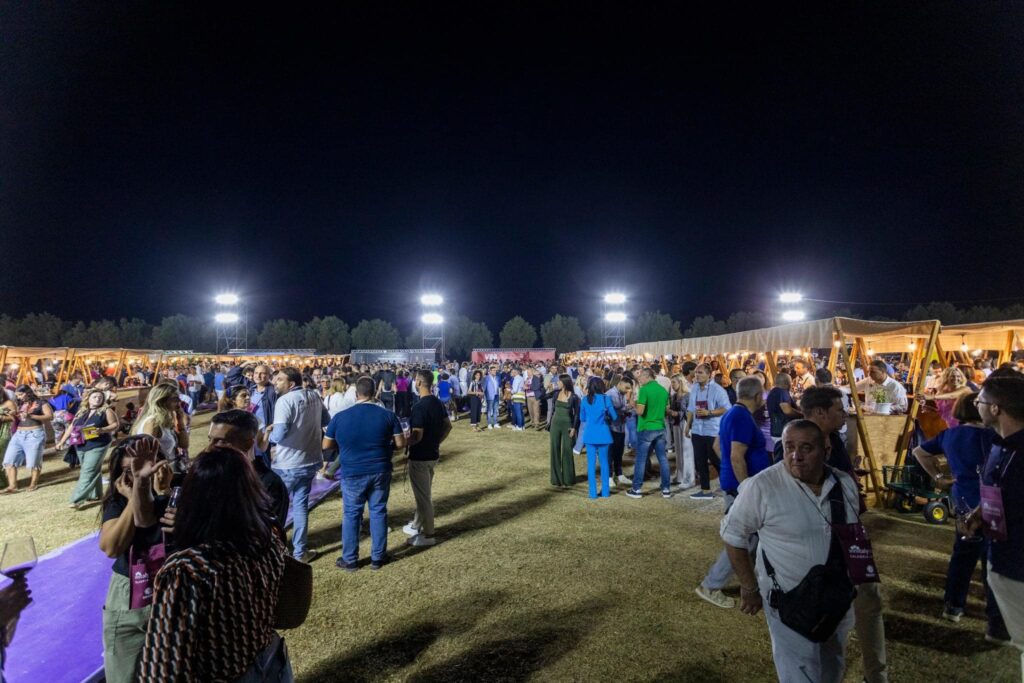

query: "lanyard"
left=991, top=449, right=1018, bottom=488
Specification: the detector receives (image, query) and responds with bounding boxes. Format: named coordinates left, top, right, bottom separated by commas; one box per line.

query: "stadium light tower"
left=214, top=292, right=246, bottom=354
left=602, top=293, right=627, bottom=348
left=420, top=293, right=445, bottom=360
left=779, top=292, right=803, bottom=303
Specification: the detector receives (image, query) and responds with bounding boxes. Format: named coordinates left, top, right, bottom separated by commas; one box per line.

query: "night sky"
left=3, top=3, right=1022, bottom=335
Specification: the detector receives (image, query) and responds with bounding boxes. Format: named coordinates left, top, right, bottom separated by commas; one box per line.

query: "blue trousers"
left=486, top=397, right=500, bottom=426
left=273, top=463, right=319, bottom=558
left=511, top=403, right=525, bottom=428
left=341, top=472, right=392, bottom=564
left=631, top=429, right=671, bottom=492
left=586, top=444, right=611, bottom=498
left=945, top=534, right=1006, bottom=631
left=625, top=415, right=638, bottom=450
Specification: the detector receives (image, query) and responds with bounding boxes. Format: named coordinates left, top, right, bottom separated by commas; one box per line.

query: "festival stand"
left=622, top=317, right=942, bottom=507
left=936, top=319, right=1024, bottom=368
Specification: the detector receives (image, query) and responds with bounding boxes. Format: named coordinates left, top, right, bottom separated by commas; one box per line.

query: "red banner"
left=470, top=348, right=557, bottom=364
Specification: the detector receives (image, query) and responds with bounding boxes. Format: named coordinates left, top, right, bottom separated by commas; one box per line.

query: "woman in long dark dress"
left=548, top=375, right=580, bottom=488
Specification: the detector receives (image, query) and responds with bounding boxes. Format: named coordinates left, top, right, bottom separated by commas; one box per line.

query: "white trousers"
left=765, top=602, right=854, bottom=683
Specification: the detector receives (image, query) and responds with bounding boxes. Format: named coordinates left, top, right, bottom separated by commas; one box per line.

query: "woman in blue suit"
left=579, top=376, right=617, bottom=499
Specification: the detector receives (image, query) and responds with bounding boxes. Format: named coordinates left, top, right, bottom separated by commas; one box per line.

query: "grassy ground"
left=0, top=414, right=1019, bottom=682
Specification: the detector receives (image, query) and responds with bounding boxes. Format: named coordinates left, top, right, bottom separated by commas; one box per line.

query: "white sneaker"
left=402, top=522, right=419, bottom=536
left=573, top=449, right=582, bottom=455
left=409, top=535, right=437, bottom=547
left=608, top=478, right=616, bottom=490
left=695, top=585, right=735, bottom=609
left=617, top=474, right=632, bottom=485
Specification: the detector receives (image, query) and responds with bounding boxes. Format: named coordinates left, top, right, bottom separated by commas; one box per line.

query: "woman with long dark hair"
left=2, top=385, right=53, bottom=492
left=578, top=376, right=617, bottom=498
left=98, top=435, right=172, bottom=683
left=548, top=374, right=580, bottom=488
left=467, top=369, right=485, bottom=432
left=138, top=447, right=291, bottom=682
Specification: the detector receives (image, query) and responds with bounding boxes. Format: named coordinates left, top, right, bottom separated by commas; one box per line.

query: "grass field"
left=0, top=413, right=1019, bottom=682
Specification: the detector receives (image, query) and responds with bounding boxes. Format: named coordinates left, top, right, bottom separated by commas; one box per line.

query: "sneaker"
left=573, top=449, right=582, bottom=455
left=608, top=478, right=616, bottom=490
left=661, top=489, right=673, bottom=499
left=617, top=474, right=632, bottom=485
left=335, top=558, right=359, bottom=572
left=298, top=549, right=319, bottom=563
left=941, top=605, right=963, bottom=623
left=689, top=490, right=714, bottom=500
left=402, top=522, right=419, bottom=537
left=625, top=489, right=643, bottom=499
left=370, top=556, right=390, bottom=570
left=409, top=535, right=437, bottom=547
left=695, top=585, right=735, bottom=609
left=985, top=624, right=1013, bottom=646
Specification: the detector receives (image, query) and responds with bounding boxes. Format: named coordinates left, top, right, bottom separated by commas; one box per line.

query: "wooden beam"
left=827, top=345, right=838, bottom=375
left=935, top=338, right=949, bottom=369
left=835, top=320, right=884, bottom=507
left=896, top=321, right=941, bottom=470
left=112, top=349, right=128, bottom=387
left=1000, top=330, right=1015, bottom=366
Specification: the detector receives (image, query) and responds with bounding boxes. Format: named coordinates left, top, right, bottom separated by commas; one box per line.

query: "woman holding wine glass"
left=98, top=436, right=172, bottom=683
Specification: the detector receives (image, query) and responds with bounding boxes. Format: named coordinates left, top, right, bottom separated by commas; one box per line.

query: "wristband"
left=740, top=585, right=759, bottom=595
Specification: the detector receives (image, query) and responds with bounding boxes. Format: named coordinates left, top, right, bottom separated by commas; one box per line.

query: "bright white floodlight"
left=420, top=294, right=443, bottom=307
left=779, top=292, right=803, bottom=304
left=604, top=293, right=626, bottom=305
left=605, top=311, right=627, bottom=323
left=215, top=312, right=240, bottom=324
left=214, top=293, right=240, bottom=306
left=421, top=313, right=444, bottom=325
left=782, top=310, right=806, bottom=322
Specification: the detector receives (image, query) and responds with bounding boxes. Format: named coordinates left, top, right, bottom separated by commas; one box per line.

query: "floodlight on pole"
left=604, top=293, right=627, bottom=305
left=604, top=311, right=627, bottom=323
left=420, top=294, right=443, bottom=307
left=422, top=312, right=444, bottom=325
left=214, top=293, right=240, bottom=306
left=779, top=292, right=803, bottom=304
left=215, top=312, right=240, bottom=324
left=781, top=310, right=806, bottom=322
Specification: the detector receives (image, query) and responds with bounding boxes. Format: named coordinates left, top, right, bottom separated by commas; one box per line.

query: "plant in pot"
left=871, top=388, right=893, bottom=415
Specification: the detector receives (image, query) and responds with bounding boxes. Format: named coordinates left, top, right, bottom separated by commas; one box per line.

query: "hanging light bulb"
left=908, top=341, right=917, bottom=351
left=833, top=339, right=842, bottom=348
left=867, top=347, right=875, bottom=357
left=960, top=335, right=968, bottom=353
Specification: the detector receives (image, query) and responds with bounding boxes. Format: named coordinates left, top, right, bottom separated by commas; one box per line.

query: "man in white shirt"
left=792, top=359, right=817, bottom=398
left=724, top=419, right=861, bottom=683
left=856, top=360, right=908, bottom=414
left=270, top=366, right=330, bottom=562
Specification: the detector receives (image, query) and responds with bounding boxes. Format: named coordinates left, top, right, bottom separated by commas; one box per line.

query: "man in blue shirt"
left=972, top=375, right=1024, bottom=649
left=323, top=376, right=406, bottom=571
left=484, top=365, right=501, bottom=430
left=684, top=363, right=732, bottom=499
left=695, top=376, right=770, bottom=609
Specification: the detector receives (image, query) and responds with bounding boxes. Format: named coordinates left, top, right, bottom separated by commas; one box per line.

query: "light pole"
left=214, top=293, right=246, bottom=354
left=603, top=293, right=627, bottom=348
left=420, top=294, right=444, bottom=360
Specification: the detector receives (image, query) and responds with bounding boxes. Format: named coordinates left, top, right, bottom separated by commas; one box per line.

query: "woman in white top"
left=323, top=378, right=349, bottom=418
left=133, top=381, right=189, bottom=461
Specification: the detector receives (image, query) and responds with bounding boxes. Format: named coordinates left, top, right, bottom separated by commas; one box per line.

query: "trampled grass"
left=0, top=413, right=1018, bottom=682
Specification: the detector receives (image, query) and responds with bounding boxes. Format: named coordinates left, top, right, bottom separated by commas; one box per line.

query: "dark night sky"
left=3, top=3, right=1023, bottom=335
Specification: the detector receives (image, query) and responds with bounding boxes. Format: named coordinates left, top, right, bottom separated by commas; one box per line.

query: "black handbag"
left=763, top=474, right=857, bottom=643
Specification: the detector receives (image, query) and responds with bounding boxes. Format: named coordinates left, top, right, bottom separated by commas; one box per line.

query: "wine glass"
left=0, top=537, right=37, bottom=579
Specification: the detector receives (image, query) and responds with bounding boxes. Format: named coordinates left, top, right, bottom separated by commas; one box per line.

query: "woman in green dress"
left=548, top=374, right=580, bottom=488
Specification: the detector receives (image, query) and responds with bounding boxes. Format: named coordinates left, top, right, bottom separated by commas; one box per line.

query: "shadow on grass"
left=440, top=489, right=556, bottom=539
left=647, top=663, right=731, bottom=682
left=884, top=612, right=1001, bottom=655
left=300, top=589, right=509, bottom=683
left=406, top=598, right=610, bottom=683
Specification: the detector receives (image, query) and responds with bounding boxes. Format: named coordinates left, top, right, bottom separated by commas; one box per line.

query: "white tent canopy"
left=940, top=320, right=1024, bottom=353
left=624, top=317, right=939, bottom=357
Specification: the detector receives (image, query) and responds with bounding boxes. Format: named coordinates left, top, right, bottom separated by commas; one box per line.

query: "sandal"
left=26, top=486, right=38, bottom=492
left=1, top=488, right=19, bottom=495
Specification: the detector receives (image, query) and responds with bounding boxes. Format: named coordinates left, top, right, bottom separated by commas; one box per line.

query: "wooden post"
left=834, top=320, right=884, bottom=507
left=896, top=321, right=941, bottom=469
left=1000, top=330, right=1015, bottom=366
left=855, top=337, right=872, bottom=374
left=935, top=338, right=949, bottom=369
left=112, top=349, right=128, bottom=387
left=55, top=348, right=73, bottom=388
left=0, top=347, right=7, bottom=374
left=827, top=345, right=838, bottom=375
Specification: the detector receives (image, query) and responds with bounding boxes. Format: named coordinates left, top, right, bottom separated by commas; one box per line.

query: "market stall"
left=937, top=319, right=1024, bottom=368
left=624, top=317, right=942, bottom=507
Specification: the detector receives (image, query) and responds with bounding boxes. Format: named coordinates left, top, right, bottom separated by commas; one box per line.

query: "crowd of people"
left=0, top=350, right=1022, bottom=681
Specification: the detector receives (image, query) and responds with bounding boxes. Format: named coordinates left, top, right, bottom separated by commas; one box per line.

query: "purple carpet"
left=5, top=477, right=339, bottom=683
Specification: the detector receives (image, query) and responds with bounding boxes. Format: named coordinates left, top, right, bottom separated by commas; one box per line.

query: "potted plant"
left=871, top=388, right=893, bottom=415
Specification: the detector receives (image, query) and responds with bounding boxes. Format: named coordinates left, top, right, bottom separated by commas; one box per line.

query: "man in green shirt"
left=626, top=368, right=673, bottom=499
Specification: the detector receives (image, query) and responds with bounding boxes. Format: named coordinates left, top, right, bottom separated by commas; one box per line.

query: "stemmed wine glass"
left=0, top=537, right=37, bottom=579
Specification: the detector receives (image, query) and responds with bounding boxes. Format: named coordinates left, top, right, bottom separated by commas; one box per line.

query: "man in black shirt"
left=205, top=409, right=290, bottom=537
left=403, top=369, right=452, bottom=547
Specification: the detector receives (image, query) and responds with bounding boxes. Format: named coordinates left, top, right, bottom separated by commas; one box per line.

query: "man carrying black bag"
left=723, top=419, right=864, bottom=683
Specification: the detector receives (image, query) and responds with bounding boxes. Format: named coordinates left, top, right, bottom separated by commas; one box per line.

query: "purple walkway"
left=6, top=477, right=339, bottom=683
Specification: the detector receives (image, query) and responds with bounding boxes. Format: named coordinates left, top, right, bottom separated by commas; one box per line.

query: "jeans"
left=3, top=429, right=45, bottom=469
left=631, top=429, right=670, bottom=492
left=273, top=463, right=320, bottom=558
left=625, top=415, right=638, bottom=450
left=574, top=428, right=585, bottom=453
left=70, top=445, right=107, bottom=504
left=486, top=396, right=500, bottom=427
left=609, top=431, right=625, bottom=476
left=691, top=433, right=720, bottom=491
left=586, top=444, right=611, bottom=498
left=341, top=472, right=392, bottom=564
left=511, top=403, right=525, bottom=428
left=702, top=493, right=758, bottom=590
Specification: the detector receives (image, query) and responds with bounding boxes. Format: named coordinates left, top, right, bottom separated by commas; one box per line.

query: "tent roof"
left=1, top=346, right=73, bottom=359
left=624, top=317, right=940, bottom=357
left=939, top=320, right=1024, bottom=353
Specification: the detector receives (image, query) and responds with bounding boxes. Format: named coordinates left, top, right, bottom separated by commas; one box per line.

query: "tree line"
left=0, top=302, right=1020, bottom=359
